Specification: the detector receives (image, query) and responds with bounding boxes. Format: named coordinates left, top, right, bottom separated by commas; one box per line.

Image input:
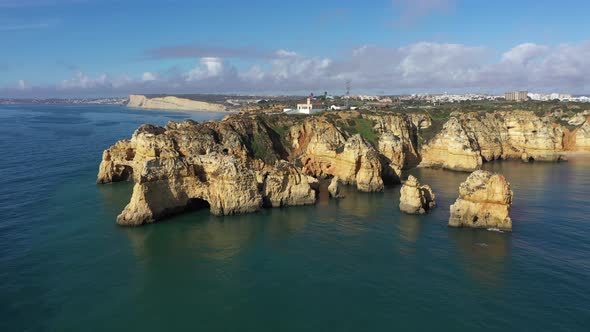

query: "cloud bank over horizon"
left=3, top=40, right=590, bottom=98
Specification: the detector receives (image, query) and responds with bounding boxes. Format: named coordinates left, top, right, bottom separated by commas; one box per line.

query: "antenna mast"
left=345, top=80, right=351, bottom=109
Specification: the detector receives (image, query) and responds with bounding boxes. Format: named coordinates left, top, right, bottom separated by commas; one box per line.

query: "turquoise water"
left=1, top=105, right=589, bottom=331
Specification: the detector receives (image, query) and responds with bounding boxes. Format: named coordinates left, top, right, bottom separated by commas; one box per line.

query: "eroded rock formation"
left=328, top=176, right=342, bottom=198
left=288, top=112, right=421, bottom=188
left=449, top=170, right=513, bottom=231
left=98, top=117, right=316, bottom=225
left=420, top=111, right=568, bottom=171
left=399, top=175, right=436, bottom=214
left=570, top=120, right=590, bottom=151
left=98, top=111, right=423, bottom=225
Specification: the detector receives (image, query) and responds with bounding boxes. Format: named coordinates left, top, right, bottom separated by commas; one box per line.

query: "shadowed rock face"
left=98, top=112, right=422, bottom=225
left=399, top=175, right=436, bottom=215
left=449, top=170, right=513, bottom=231
left=420, top=111, right=569, bottom=171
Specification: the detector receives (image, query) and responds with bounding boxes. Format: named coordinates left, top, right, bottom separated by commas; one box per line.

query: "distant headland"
left=126, top=94, right=227, bottom=112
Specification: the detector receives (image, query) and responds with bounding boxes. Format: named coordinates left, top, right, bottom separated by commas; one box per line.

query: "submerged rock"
left=449, top=170, right=513, bottom=231
left=399, top=175, right=436, bottom=214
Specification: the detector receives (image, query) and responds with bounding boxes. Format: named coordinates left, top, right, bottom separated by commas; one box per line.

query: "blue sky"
left=1, top=0, right=590, bottom=97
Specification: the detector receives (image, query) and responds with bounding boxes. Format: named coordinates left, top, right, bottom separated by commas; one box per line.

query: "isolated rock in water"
left=328, top=176, right=342, bottom=198
left=399, top=175, right=436, bottom=214
left=449, top=170, right=513, bottom=231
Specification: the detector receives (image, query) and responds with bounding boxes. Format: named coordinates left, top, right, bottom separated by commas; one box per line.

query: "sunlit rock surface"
left=420, top=111, right=568, bottom=171
left=399, top=175, right=436, bottom=214
left=98, top=111, right=423, bottom=225
left=449, top=170, right=513, bottom=231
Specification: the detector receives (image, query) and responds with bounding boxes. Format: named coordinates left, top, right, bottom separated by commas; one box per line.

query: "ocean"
left=1, top=104, right=589, bottom=331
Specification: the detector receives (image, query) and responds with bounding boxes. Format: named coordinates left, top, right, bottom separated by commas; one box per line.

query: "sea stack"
left=328, top=176, right=343, bottom=198
left=399, top=175, right=436, bottom=214
left=449, top=170, right=513, bottom=231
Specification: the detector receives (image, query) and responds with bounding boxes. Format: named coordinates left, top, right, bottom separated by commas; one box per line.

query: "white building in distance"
left=283, top=98, right=324, bottom=115
left=505, top=91, right=529, bottom=101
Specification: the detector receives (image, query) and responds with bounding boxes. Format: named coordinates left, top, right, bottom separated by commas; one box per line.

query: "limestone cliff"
left=449, top=170, right=513, bottom=231
left=99, top=117, right=316, bottom=225
left=289, top=112, right=421, bottom=187
left=420, top=111, right=568, bottom=171
left=127, top=94, right=227, bottom=112
left=570, top=120, right=590, bottom=151
left=98, top=111, right=424, bottom=225
left=288, top=117, right=384, bottom=192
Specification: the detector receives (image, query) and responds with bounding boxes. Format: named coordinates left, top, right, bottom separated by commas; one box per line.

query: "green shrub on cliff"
left=339, top=117, right=378, bottom=146
left=250, top=134, right=276, bottom=163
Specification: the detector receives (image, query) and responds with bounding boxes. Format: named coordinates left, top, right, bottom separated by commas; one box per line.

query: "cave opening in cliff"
left=186, top=198, right=210, bottom=212
left=113, top=165, right=133, bottom=182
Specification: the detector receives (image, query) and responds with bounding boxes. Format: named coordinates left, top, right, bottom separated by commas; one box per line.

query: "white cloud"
left=59, top=71, right=108, bottom=90
left=501, top=43, right=549, bottom=64
left=275, top=49, right=298, bottom=57
left=240, top=65, right=264, bottom=81
left=18, top=79, right=28, bottom=90
left=3, top=41, right=590, bottom=97
left=142, top=72, right=157, bottom=81
left=185, top=57, right=227, bottom=81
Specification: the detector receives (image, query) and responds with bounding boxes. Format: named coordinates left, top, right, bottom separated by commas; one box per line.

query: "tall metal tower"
left=345, top=80, right=351, bottom=109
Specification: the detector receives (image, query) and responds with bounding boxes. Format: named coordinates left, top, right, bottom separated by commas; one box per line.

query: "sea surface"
left=1, top=104, right=589, bottom=331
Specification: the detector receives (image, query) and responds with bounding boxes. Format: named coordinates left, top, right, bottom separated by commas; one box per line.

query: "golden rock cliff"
left=570, top=120, right=590, bottom=151
left=449, top=170, right=513, bottom=231
left=98, top=117, right=316, bottom=225
left=420, top=111, right=567, bottom=171
left=97, top=112, right=423, bottom=225
left=399, top=175, right=436, bottom=214
left=289, top=112, right=422, bottom=189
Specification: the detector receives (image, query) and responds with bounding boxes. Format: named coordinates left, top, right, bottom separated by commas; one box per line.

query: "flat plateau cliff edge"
left=127, top=94, right=227, bottom=112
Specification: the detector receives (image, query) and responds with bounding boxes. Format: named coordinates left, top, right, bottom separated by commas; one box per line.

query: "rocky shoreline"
left=97, top=110, right=590, bottom=226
